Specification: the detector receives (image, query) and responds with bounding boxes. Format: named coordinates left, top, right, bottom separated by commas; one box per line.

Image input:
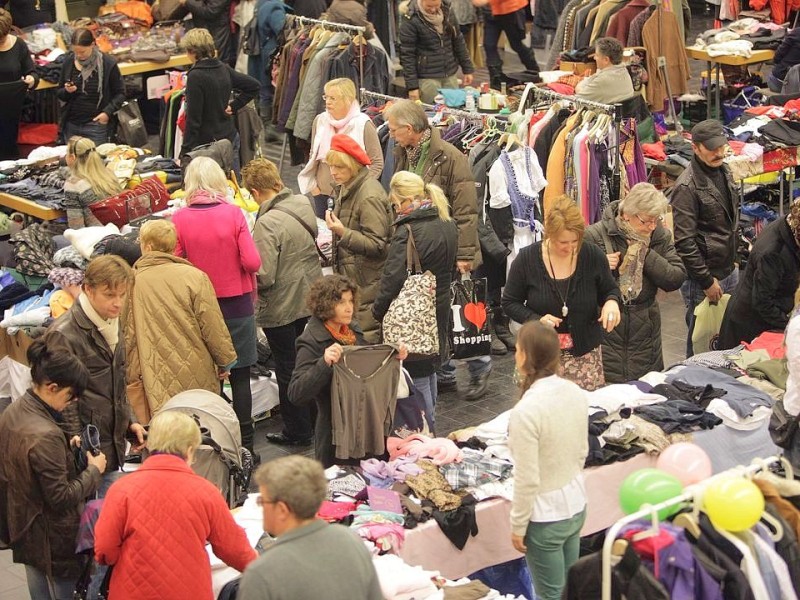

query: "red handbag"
left=89, top=176, right=170, bottom=227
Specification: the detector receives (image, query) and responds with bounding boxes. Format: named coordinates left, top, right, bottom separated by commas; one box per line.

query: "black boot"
left=488, top=65, right=505, bottom=91
left=493, top=307, right=516, bottom=350
left=259, top=103, right=281, bottom=143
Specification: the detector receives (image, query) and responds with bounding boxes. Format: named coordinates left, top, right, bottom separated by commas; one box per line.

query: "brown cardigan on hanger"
left=642, top=7, right=689, bottom=109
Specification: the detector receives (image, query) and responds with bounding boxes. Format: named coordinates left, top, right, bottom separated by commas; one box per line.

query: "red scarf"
left=325, top=322, right=357, bottom=345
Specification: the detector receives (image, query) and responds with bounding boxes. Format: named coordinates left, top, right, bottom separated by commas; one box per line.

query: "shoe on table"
left=464, top=371, right=491, bottom=401
left=265, top=432, right=312, bottom=446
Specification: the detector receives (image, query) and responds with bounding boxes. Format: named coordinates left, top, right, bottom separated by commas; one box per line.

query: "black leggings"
left=224, top=366, right=254, bottom=453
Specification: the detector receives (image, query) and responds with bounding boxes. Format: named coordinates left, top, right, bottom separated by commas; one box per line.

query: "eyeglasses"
left=322, top=95, right=340, bottom=102
left=634, top=214, right=663, bottom=227
left=256, top=495, right=278, bottom=507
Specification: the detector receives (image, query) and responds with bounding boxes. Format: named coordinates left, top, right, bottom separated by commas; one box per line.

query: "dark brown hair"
left=306, top=274, right=359, bottom=321
left=71, top=28, right=96, bottom=47
left=516, top=321, right=560, bottom=394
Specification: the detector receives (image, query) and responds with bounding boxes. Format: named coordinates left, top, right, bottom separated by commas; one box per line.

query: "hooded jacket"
left=373, top=204, right=458, bottom=377
left=331, top=167, right=393, bottom=343
left=124, top=252, right=237, bottom=417
left=398, top=0, right=474, bottom=92
left=585, top=201, right=686, bottom=382
left=0, top=390, right=101, bottom=578
left=719, top=217, right=800, bottom=349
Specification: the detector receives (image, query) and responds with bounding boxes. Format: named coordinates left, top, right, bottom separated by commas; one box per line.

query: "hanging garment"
left=642, top=8, right=690, bottom=109
left=331, top=344, right=400, bottom=460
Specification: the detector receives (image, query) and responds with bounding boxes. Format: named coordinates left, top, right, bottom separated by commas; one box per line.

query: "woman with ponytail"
left=63, top=136, right=122, bottom=229
left=508, top=321, right=588, bottom=600
left=373, top=170, right=458, bottom=433
left=0, top=333, right=106, bottom=599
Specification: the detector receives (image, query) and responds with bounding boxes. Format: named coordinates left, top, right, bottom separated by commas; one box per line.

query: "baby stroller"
left=159, top=390, right=252, bottom=508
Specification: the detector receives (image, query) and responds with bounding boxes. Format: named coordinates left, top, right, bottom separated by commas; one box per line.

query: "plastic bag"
left=692, top=294, right=731, bottom=353
left=449, top=277, right=491, bottom=360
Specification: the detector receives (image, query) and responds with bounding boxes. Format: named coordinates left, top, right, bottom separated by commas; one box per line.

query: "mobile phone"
left=327, top=197, right=334, bottom=212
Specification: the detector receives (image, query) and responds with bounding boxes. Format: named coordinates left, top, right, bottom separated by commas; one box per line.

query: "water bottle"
left=465, top=91, right=475, bottom=112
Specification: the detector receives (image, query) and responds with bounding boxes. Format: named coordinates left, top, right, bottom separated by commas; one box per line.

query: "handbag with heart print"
left=449, top=276, right=491, bottom=360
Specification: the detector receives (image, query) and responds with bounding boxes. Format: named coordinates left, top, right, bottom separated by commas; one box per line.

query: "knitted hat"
left=330, top=134, right=372, bottom=166
left=48, top=267, right=85, bottom=288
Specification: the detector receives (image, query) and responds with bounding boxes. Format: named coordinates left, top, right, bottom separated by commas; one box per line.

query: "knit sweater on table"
left=508, top=375, right=589, bottom=536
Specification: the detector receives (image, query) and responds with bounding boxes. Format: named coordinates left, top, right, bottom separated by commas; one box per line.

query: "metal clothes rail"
left=360, top=89, right=506, bottom=121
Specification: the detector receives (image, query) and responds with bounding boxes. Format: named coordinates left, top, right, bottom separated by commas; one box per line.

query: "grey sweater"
left=237, top=520, right=383, bottom=600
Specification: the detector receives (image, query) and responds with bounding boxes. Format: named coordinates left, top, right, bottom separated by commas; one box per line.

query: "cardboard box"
left=0, top=329, right=33, bottom=366
left=561, top=61, right=597, bottom=76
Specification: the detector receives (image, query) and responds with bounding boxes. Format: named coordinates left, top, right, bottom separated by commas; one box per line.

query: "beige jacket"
left=574, top=63, right=635, bottom=105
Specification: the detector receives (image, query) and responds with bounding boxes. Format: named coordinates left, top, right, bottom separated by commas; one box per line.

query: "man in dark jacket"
left=768, top=27, right=800, bottom=92
left=386, top=99, right=492, bottom=401
left=399, top=0, right=475, bottom=103
left=669, top=119, right=740, bottom=357
left=48, top=255, right=145, bottom=490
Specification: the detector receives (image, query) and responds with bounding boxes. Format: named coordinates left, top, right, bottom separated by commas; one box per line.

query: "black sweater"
left=182, top=58, right=260, bottom=153
left=502, top=241, right=621, bottom=356
left=57, top=52, right=125, bottom=127
left=6, top=0, right=55, bottom=27
left=0, top=37, right=38, bottom=87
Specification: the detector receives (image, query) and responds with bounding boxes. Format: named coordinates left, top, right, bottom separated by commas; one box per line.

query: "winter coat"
left=124, top=252, right=237, bottom=417
left=186, top=0, right=235, bottom=65
left=669, top=156, right=740, bottom=290
left=393, top=127, right=480, bottom=264
left=49, top=301, right=134, bottom=472
left=288, top=316, right=367, bottom=467
left=398, top=0, right=474, bottom=92
left=331, top=167, right=393, bottom=343
left=772, top=27, right=800, bottom=82
left=181, top=58, right=260, bottom=153
left=94, top=454, right=256, bottom=600
left=372, top=205, right=458, bottom=377
left=57, top=51, right=125, bottom=129
left=253, top=187, right=323, bottom=328
left=719, top=218, right=800, bottom=349
left=585, top=201, right=686, bottom=382
left=247, top=0, right=290, bottom=93
left=0, top=390, right=102, bottom=578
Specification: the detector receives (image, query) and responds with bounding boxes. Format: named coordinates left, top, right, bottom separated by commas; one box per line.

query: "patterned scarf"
left=76, top=46, right=104, bottom=109
left=615, top=215, right=650, bottom=304
left=325, top=322, right=357, bottom=345
left=397, top=199, right=433, bottom=216
left=405, top=127, right=432, bottom=173
left=787, top=200, right=800, bottom=246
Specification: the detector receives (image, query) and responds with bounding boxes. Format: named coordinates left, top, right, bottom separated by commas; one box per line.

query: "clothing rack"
left=360, top=89, right=507, bottom=122
left=600, top=454, right=790, bottom=600
left=277, top=17, right=368, bottom=171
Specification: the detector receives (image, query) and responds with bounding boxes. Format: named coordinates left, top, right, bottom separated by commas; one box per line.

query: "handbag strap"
left=269, top=204, right=327, bottom=262
left=406, top=224, right=422, bottom=274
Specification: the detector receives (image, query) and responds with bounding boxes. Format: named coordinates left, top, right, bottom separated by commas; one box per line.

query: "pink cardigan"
left=173, top=198, right=261, bottom=298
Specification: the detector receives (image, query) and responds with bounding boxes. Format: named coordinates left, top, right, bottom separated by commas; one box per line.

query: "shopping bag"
left=115, top=100, right=149, bottom=148
left=692, top=294, right=731, bottom=353
left=449, top=277, right=491, bottom=360
left=382, top=226, right=439, bottom=355
left=89, top=176, right=170, bottom=227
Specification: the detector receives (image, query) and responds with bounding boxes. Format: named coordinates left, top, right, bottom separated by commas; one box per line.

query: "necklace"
left=545, top=241, right=573, bottom=318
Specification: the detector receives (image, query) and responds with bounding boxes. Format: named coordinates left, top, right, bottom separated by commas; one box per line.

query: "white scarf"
left=79, top=293, right=119, bottom=353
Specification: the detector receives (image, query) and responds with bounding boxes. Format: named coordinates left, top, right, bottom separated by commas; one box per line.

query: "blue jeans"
left=62, top=121, right=109, bottom=146
left=680, top=268, right=739, bottom=357
left=25, top=565, right=75, bottom=600
left=439, top=356, right=492, bottom=383
left=524, top=510, right=586, bottom=600
left=413, top=373, right=438, bottom=434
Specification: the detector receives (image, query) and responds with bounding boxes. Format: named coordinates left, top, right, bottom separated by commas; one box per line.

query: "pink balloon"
left=656, top=442, right=713, bottom=486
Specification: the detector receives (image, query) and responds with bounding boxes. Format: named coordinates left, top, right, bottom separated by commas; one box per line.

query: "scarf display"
left=405, top=127, right=432, bottom=172
left=419, top=6, right=445, bottom=34
left=325, top=322, right=357, bottom=345
left=79, top=292, right=119, bottom=352
left=787, top=200, right=800, bottom=246
left=310, top=101, right=364, bottom=163
left=76, top=47, right=104, bottom=109
left=615, top=215, right=650, bottom=304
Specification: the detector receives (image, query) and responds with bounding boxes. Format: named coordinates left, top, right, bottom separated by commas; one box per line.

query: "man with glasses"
left=670, top=119, right=740, bottom=357
left=238, top=456, right=383, bottom=600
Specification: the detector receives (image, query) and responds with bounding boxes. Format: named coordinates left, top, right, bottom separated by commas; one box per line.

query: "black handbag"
left=115, top=100, right=148, bottom=148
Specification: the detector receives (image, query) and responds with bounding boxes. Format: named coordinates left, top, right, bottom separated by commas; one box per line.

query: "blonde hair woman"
left=63, top=136, right=121, bottom=229
left=502, top=196, right=621, bottom=391
left=323, top=134, right=392, bottom=343
left=373, top=171, right=458, bottom=433
left=298, top=77, right=384, bottom=217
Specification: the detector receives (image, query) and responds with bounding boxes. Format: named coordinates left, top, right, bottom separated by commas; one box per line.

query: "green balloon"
left=619, top=468, right=684, bottom=520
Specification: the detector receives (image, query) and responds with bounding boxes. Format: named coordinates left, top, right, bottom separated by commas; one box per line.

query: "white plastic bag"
left=692, top=294, right=731, bottom=353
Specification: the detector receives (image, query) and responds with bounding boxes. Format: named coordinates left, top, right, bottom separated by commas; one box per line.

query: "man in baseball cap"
left=669, top=119, right=739, bottom=356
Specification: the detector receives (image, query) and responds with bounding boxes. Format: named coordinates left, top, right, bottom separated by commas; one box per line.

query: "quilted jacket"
left=0, top=390, right=102, bottom=578
left=94, top=454, right=257, bottom=599
left=124, top=252, right=237, bottom=417
left=49, top=300, right=134, bottom=472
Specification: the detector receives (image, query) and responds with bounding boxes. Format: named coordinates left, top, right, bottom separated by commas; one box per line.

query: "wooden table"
left=685, top=46, right=775, bottom=119
left=36, top=53, right=192, bottom=91
left=0, top=192, right=64, bottom=221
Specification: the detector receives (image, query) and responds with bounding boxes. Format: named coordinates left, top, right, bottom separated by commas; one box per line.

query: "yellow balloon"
left=703, top=477, right=765, bottom=532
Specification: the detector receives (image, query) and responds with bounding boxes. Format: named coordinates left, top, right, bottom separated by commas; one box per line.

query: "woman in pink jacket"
left=95, top=411, right=257, bottom=599
left=173, top=157, right=262, bottom=459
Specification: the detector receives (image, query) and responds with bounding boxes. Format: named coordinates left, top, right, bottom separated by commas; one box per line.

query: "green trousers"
left=523, top=509, right=586, bottom=600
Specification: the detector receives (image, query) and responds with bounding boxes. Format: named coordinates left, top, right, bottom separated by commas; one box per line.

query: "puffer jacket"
left=332, top=167, right=393, bottom=343
left=393, top=127, right=480, bottom=265
left=49, top=300, right=134, bottom=472
left=719, top=218, right=800, bottom=349
left=669, top=156, right=739, bottom=290
left=0, top=390, right=102, bottom=578
left=94, top=454, right=256, bottom=600
left=253, top=187, right=323, bottom=328
left=124, top=252, right=237, bottom=418
left=398, top=0, right=474, bottom=92
left=585, top=201, right=686, bottom=382
left=373, top=205, right=458, bottom=377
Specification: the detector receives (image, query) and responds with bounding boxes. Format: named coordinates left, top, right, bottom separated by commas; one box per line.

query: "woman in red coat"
left=94, top=411, right=257, bottom=599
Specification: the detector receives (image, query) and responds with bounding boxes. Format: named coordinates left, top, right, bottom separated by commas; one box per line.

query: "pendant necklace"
left=545, top=241, right=573, bottom=318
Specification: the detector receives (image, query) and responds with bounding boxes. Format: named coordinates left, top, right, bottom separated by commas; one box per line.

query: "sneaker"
left=464, top=371, right=491, bottom=401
